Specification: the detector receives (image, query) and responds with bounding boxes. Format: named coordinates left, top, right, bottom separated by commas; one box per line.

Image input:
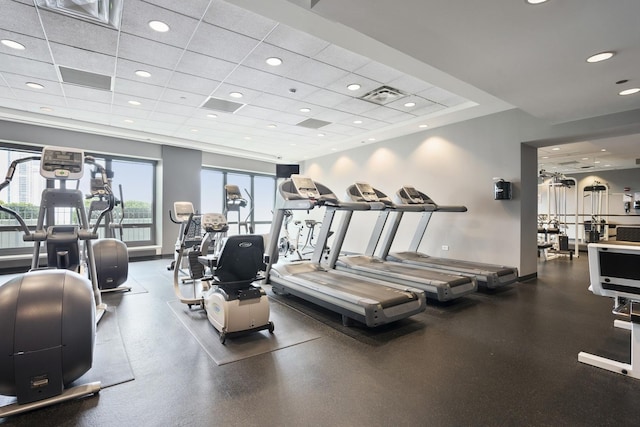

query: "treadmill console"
left=354, top=182, right=379, bottom=202
left=401, top=186, right=424, bottom=204
left=291, top=175, right=321, bottom=199
left=589, top=242, right=640, bottom=300
left=40, top=146, right=84, bottom=180
left=202, top=213, right=228, bottom=233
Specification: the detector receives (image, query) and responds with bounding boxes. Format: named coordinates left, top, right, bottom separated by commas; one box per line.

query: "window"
left=0, top=144, right=156, bottom=255
left=201, top=168, right=275, bottom=236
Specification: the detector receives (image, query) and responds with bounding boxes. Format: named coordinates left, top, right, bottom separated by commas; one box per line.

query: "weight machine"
left=538, top=170, right=579, bottom=258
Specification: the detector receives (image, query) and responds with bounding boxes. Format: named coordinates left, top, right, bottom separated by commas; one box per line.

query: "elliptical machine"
left=0, top=146, right=117, bottom=416
left=173, top=212, right=274, bottom=344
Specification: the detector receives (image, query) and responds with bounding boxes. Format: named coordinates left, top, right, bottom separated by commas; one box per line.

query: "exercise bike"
left=173, top=212, right=274, bottom=344
left=0, top=146, right=119, bottom=416
left=168, top=201, right=205, bottom=281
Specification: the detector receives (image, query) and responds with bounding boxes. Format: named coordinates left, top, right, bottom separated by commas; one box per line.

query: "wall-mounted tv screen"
left=276, top=164, right=300, bottom=179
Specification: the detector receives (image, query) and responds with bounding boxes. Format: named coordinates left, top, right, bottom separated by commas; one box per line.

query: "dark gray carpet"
left=167, top=298, right=321, bottom=365
left=0, top=306, right=134, bottom=408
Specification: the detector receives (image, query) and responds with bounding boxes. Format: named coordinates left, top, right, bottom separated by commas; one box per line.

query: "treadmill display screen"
left=402, top=186, right=424, bottom=203
left=355, top=182, right=378, bottom=202
left=291, top=175, right=320, bottom=198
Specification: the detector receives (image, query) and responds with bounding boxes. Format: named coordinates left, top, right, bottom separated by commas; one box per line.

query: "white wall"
left=303, top=109, right=536, bottom=275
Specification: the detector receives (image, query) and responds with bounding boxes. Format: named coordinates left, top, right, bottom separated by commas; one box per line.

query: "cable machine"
left=583, top=181, right=609, bottom=243
left=538, top=170, right=579, bottom=258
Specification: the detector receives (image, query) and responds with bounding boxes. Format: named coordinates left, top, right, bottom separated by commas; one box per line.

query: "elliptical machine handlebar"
left=0, top=156, right=41, bottom=238
left=84, top=157, right=116, bottom=235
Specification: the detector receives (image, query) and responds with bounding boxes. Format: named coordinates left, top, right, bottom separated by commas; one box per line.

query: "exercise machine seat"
left=214, top=235, right=265, bottom=287
left=0, top=270, right=95, bottom=404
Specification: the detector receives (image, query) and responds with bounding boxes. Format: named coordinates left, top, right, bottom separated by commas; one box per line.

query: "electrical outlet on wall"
left=442, top=245, right=449, bottom=251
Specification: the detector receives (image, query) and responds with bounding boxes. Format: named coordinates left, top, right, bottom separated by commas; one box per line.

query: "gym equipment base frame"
left=0, top=382, right=100, bottom=418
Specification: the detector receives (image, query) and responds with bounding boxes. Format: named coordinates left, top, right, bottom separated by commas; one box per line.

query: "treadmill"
left=264, top=176, right=426, bottom=327
left=382, top=186, right=519, bottom=289
left=327, top=183, right=477, bottom=301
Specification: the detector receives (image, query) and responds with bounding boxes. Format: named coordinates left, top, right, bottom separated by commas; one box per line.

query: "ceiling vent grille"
left=559, top=160, right=579, bottom=165
left=59, top=66, right=112, bottom=91
left=359, top=85, right=407, bottom=105
left=296, top=118, right=331, bottom=129
left=202, top=97, right=245, bottom=114
left=34, top=0, right=123, bottom=29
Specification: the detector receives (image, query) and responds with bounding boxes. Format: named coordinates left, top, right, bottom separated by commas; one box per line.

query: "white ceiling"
left=1, top=0, right=639, bottom=167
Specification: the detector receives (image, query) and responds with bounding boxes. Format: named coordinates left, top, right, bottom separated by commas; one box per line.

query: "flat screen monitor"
left=276, top=164, right=300, bottom=179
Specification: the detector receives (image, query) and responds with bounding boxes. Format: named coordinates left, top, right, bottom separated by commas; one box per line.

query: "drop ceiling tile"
left=411, top=103, right=447, bottom=117
left=141, top=0, right=210, bottom=19
left=311, top=109, right=353, bottom=123
left=135, top=119, right=182, bottom=132
left=120, top=0, right=200, bottom=49
left=250, top=93, right=298, bottom=111
left=212, top=82, right=261, bottom=104
left=0, top=55, right=58, bottom=81
left=118, top=33, right=184, bottom=70
left=116, top=59, right=174, bottom=87
left=65, top=110, right=111, bottom=125
left=50, top=42, right=115, bottom=75
left=62, top=83, right=113, bottom=103
left=112, top=93, right=156, bottom=110
left=226, top=66, right=280, bottom=92
left=320, top=123, right=361, bottom=135
left=387, top=74, right=434, bottom=95
left=283, top=58, right=349, bottom=87
left=302, top=88, right=351, bottom=108
left=9, top=88, right=68, bottom=107
left=325, top=73, right=381, bottom=97
left=361, top=106, right=415, bottom=122
left=354, top=61, right=404, bottom=85
left=166, top=72, right=220, bottom=96
left=0, top=97, right=26, bottom=110
left=263, top=76, right=318, bottom=100
left=110, top=104, right=152, bottom=119
left=188, top=23, right=260, bottom=63
left=148, top=111, right=190, bottom=124
left=265, top=24, right=329, bottom=57
left=241, top=43, right=309, bottom=77
left=39, top=9, right=118, bottom=56
left=313, top=44, right=370, bottom=72
left=114, top=77, right=165, bottom=100
left=0, top=1, right=44, bottom=38
left=2, top=72, right=62, bottom=95
left=65, top=98, right=111, bottom=114
left=204, top=1, right=276, bottom=39
left=160, top=88, right=205, bottom=107
left=153, top=101, right=196, bottom=117
left=0, top=31, right=51, bottom=62
left=175, top=51, right=236, bottom=81
left=418, top=87, right=468, bottom=107
left=334, top=97, right=378, bottom=115
left=233, top=105, right=275, bottom=121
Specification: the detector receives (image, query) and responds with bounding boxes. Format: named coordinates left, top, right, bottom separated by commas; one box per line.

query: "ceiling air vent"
left=581, top=165, right=594, bottom=169
left=59, top=66, right=112, bottom=91
left=202, top=97, right=245, bottom=114
left=559, top=160, right=579, bottom=166
left=359, top=85, right=407, bottom=105
left=296, top=118, right=331, bottom=129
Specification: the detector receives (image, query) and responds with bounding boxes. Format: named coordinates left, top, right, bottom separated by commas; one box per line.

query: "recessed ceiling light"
left=244, top=136, right=251, bottom=140
left=586, top=51, right=615, bottom=63
left=135, top=70, right=151, bottom=78
left=418, top=124, right=428, bottom=128
left=525, top=0, right=549, bottom=4
left=353, top=120, right=363, bottom=124
left=619, top=88, right=640, bottom=96
left=605, top=164, right=611, bottom=167
left=601, top=148, right=607, bottom=152
left=1, top=39, right=25, bottom=50
left=551, top=147, right=560, bottom=151
left=148, top=20, right=170, bottom=32
left=368, top=138, right=376, bottom=141
left=191, top=129, right=198, bottom=133
left=404, top=102, right=416, bottom=107
left=347, top=83, right=361, bottom=91
left=594, top=161, right=601, bottom=164
left=229, top=92, right=243, bottom=98
left=26, top=82, right=44, bottom=89
left=206, top=113, right=217, bottom=118
left=300, top=108, right=311, bottom=113
left=40, top=107, right=53, bottom=112
left=267, top=124, right=277, bottom=128
left=266, top=57, right=282, bottom=66
left=582, top=157, right=589, bottom=160
left=128, top=100, right=141, bottom=106
left=317, top=133, right=325, bottom=137
left=542, top=156, right=549, bottom=159
left=124, top=119, right=134, bottom=123
left=331, top=148, right=338, bottom=151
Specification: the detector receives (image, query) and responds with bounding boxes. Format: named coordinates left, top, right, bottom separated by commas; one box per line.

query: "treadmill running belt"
left=294, top=271, right=418, bottom=308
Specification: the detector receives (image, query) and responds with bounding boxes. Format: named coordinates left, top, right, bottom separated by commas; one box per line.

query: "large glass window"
left=201, top=167, right=275, bottom=236
left=0, top=144, right=156, bottom=254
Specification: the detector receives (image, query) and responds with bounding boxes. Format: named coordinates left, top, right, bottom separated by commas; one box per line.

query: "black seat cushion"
left=215, top=235, right=265, bottom=284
